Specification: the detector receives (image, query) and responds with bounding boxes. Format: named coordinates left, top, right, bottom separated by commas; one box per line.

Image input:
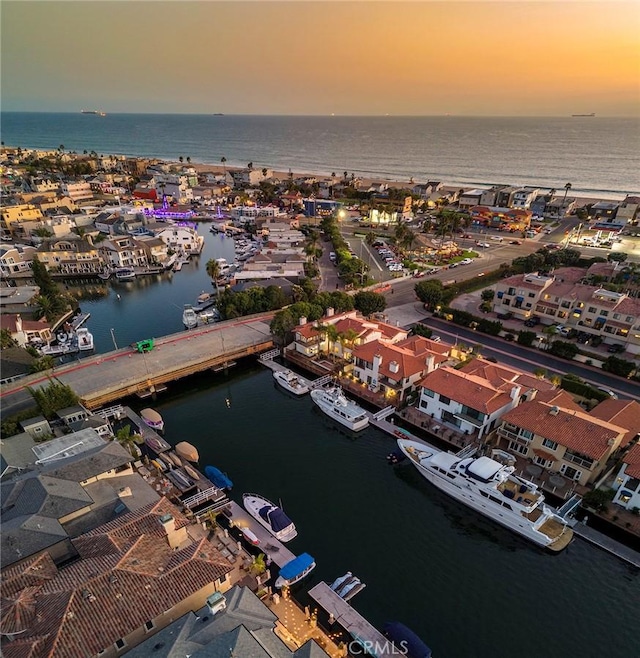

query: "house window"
left=144, top=621, right=155, bottom=632
left=439, top=394, right=450, bottom=405
left=542, top=438, right=558, bottom=450
left=588, top=307, right=597, bottom=313
left=509, top=440, right=529, bottom=456
left=613, top=313, right=620, bottom=320
left=528, top=293, right=535, bottom=298
left=624, top=477, right=640, bottom=492
left=560, top=464, right=583, bottom=481
left=534, top=456, right=553, bottom=468
left=114, top=639, right=126, bottom=650
left=423, top=388, right=435, bottom=398
left=601, top=310, right=609, bottom=317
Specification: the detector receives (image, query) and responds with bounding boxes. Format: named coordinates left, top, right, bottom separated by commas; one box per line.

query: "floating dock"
left=308, top=582, right=406, bottom=657
left=572, top=523, right=640, bottom=568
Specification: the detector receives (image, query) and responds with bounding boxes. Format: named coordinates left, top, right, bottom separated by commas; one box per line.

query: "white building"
left=98, top=236, right=148, bottom=268
left=60, top=180, right=94, bottom=202
left=612, top=444, right=640, bottom=511
left=512, top=188, right=539, bottom=209
left=157, top=225, right=204, bottom=256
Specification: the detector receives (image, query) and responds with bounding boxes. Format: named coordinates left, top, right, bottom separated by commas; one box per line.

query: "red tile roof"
left=353, top=339, right=445, bottom=381
left=419, top=366, right=516, bottom=415
left=501, top=401, right=626, bottom=460
left=622, top=443, right=640, bottom=479
left=534, top=389, right=583, bottom=411
left=0, top=498, right=233, bottom=658
left=590, top=399, right=640, bottom=448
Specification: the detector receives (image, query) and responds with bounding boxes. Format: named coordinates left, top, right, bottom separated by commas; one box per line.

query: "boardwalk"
left=309, top=582, right=406, bottom=657
left=572, top=522, right=640, bottom=569
left=1, top=314, right=274, bottom=412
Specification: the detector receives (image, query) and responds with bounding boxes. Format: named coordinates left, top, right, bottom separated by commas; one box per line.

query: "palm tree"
left=206, top=258, right=222, bottom=298
left=561, top=183, right=572, bottom=216
left=34, top=295, right=54, bottom=321
left=186, top=156, right=191, bottom=164
left=247, top=162, right=253, bottom=171
left=262, top=167, right=268, bottom=178
left=179, top=156, right=184, bottom=163
left=115, top=424, right=141, bottom=457
left=220, top=156, right=227, bottom=175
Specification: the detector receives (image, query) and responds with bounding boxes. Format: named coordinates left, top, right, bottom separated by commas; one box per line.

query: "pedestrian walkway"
left=572, top=522, right=640, bottom=568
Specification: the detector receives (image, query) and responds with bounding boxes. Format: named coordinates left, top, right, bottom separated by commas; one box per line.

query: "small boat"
left=115, top=267, right=136, bottom=280
left=175, top=441, right=199, bottom=462
left=140, top=408, right=164, bottom=432
left=198, top=309, right=219, bottom=324
left=310, top=385, right=369, bottom=431
left=146, top=436, right=164, bottom=451
left=273, top=369, right=309, bottom=396
left=205, top=465, right=233, bottom=490
left=330, top=572, right=352, bottom=592
left=150, top=459, right=166, bottom=472
left=335, top=576, right=366, bottom=601
left=76, top=327, right=94, bottom=351
left=182, top=304, right=198, bottom=329
left=183, top=463, right=201, bottom=480
left=383, top=622, right=432, bottom=658
left=166, top=451, right=182, bottom=467
left=243, top=493, right=297, bottom=543
left=240, top=527, right=260, bottom=546
left=274, top=553, right=316, bottom=589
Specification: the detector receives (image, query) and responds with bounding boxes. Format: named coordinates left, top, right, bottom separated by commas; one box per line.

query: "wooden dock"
left=226, top=500, right=296, bottom=569
left=572, top=523, right=640, bottom=568
left=308, top=582, right=405, bottom=657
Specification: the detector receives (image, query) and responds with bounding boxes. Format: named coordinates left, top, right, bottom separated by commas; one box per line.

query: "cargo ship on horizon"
left=81, top=110, right=106, bottom=116
left=571, top=113, right=595, bottom=117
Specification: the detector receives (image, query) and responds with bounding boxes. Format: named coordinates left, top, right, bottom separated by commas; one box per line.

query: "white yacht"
left=182, top=304, right=198, bottom=329
left=310, top=385, right=369, bottom=431
left=397, top=439, right=573, bottom=552
left=76, top=327, right=94, bottom=351
left=273, top=369, right=310, bottom=396
left=243, top=493, right=298, bottom=543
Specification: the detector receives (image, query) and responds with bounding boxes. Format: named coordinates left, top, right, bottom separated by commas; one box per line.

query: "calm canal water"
left=72, top=228, right=638, bottom=657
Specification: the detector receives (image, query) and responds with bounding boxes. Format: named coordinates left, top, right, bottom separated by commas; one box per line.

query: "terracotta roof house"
left=0, top=498, right=234, bottom=658
left=351, top=336, right=448, bottom=404
left=289, top=310, right=408, bottom=360
left=612, top=443, right=640, bottom=511
left=498, top=401, right=627, bottom=485
left=415, top=365, right=524, bottom=440
left=590, top=399, right=640, bottom=449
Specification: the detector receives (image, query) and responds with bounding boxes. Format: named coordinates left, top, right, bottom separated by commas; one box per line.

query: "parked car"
left=554, top=325, right=571, bottom=337
left=607, top=344, right=625, bottom=353
left=597, top=388, right=618, bottom=399
left=430, top=335, right=442, bottom=343
left=524, top=316, right=541, bottom=327
left=459, top=258, right=472, bottom=265
left=510, top=240, right=522, bottom=245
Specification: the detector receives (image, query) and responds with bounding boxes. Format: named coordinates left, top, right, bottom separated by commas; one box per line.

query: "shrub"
left=548, top=340, right=579, bottom=360
left=517, top=330, right=536, bottom=347
left=477, top=318, right=503, bottom=336
left=601, top=356, right=634, bottom=378
left=582, top=488, right=614, bottom=513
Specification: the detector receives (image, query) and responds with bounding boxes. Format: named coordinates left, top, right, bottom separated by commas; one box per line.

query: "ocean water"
left=2, top=113, right=639, bottom=198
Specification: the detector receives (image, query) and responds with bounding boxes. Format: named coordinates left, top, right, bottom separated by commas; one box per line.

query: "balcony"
left=497, top=427, right=530, bottom=445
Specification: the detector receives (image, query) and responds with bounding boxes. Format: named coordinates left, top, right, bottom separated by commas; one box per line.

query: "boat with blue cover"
left=204, top=465, right=233, bottom=490
left=383, top=621, right=431, bottom=658
left=243, top=493, right=297, bottom=542
left=274, top=553, right=316, bottom=589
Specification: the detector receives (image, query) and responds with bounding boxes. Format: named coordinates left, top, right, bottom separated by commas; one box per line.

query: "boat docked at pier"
left=182, top=304, right=198, bottom=329
left=310, top=385, right=369, bottom=431
left=274, top=553, right=316, bottom=589
left=243, top=493, right=297, bottom=542
left=205, top=465, right=233, bottom=490
left=331, top=573, right=366, bottom=601
left=140, top=408, right=164, bottom=432
left=115, top=267, right=136, bottom=280
left=273, top=369, right=309, bottom=396
left=396, top=439, right=573, bottom=552
left=76, top=327, right=94, bottom=351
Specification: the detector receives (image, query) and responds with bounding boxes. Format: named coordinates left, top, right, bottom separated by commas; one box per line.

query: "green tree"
left=602, top=356, right=634, bottom=378
left=410, top=323, right=433, bottom=339
left=29, top=355, right=55, bottom=373
left=607, top=252, right=628, bottom=263
left=353, top=291, right=387, bottom=316
left=1, top=328, right=17, bottom=349
left=517, top=331, right=536, bottom=347
left=270, top=309, right=297, bottom=350
left=31, top=256, right=58, bottom=298
left=220, top=156, right=227, bottom=174
left=205, top=258, right=222, bottom=298
left=28, top=379, right=79, bottom=419
left=115, top=424, right=142, bottom=457
left=32, top=227, right=53, bottom=238
left=415, top=279, right=444, bottom=310
left=480, top=289, right=495, bottom=302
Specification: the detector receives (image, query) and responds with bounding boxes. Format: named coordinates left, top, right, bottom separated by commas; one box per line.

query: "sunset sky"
left=2, top=1, right=639, bottom=116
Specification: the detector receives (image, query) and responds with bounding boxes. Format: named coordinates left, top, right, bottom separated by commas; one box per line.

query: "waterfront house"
left=615, top=197, right=639, bottom=223
left=0, top=286, right=40, bottom=315
left=497, top=401, right=627, bottom=486
left=612, top=443, right=640, bottom=511
left=98, top=235, right=149, bottom=269
left=94, top=210, right=123, bottom=234
left=351, top=335, right=448, bottom=403
left=157, top=224, right=204, bottom=256
left=0, top=243, right=37, bottom=276
left=544, top=197, right=575, bottom=220
left=124, top=585, right=331, bottom=658
left=37, top=236, right=104, bottom=274
left=530, top=193, right=551, bottom=218
left=0, top=313, right=53, bottom=347
left=495, top=186, right=519, bottom=208
left=0, top=498, right=234, bottom=658
left=413, top=356, right=560, bottom=441
left=137, top=235, right=170, bottom=266
left=589, top=201, right=619, bottom=220
left=512, top=188, right=539, bottom=209
left=590, top=398, right=640, bottom=451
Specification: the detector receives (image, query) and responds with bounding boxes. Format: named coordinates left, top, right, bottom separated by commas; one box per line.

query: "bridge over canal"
left=0, top=313, right=275, bottom=413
